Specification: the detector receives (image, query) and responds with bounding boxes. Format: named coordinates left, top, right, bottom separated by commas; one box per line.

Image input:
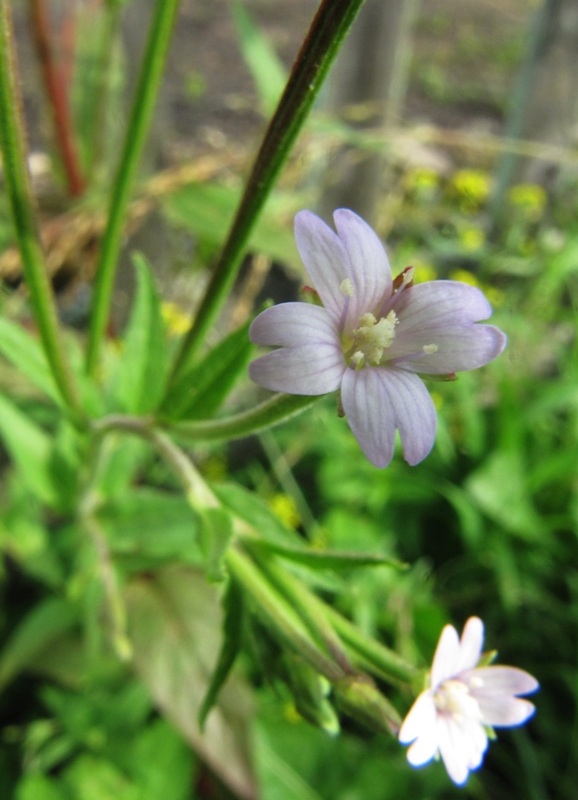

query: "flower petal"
left=399, top=692, right=437, bottom=745
left=333, top=209, right=392, bottom=323
left=249, top=345, right=344, bottom=395
left=390, top=324, right=506, bottom=374
left=456, top=617, right=484, bottom=673
left=431, top=624, right=461, bottom=687
left=476, top=695, right=536, bottom=727
left=249, top=303, right=337, bottom=347
left=340, top=368, right=437, bottom=468
left=467, top=666, right=539, bottom=697
left=294, top=211, right=351, bottom=320
left=437, top=715, right=487, bottom=785
left=393, top=281, right=495, bottom=327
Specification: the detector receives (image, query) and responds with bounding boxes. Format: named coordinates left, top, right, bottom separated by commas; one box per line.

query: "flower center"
left=349, top=311, right=398, bottom=368
left=434, top=679, right=482, bottom=722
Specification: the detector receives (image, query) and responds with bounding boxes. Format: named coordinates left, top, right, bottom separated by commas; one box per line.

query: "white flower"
left=398, top=617, right=539, bottom=785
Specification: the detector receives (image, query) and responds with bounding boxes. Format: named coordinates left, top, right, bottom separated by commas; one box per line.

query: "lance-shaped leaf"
left=125, top=566, right=257, bottom=800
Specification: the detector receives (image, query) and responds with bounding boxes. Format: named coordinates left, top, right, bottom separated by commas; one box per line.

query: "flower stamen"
left=350, top=310, right=398, bottom=367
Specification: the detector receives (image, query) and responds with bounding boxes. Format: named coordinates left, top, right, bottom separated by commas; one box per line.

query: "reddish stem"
left=29, top=0, right=85, bottom=197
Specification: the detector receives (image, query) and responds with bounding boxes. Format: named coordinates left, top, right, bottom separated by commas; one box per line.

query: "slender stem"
left=167, top=0, right=366, bottom=384
left=29, top=0, right=85, bottom=196
left=168, top=393, right=320, bottom=443
left=0, top=0, right=83, bottom=417
left=85, top=0, right=181, bottom=375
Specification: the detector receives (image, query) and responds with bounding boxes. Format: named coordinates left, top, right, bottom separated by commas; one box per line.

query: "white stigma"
left=423, top=343, right=438, bottom=354
left=351, top=310, right=398, bottom=366
left=340, top=278, right=354, bottom=297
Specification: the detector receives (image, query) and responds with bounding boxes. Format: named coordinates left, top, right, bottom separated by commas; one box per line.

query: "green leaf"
left=249, top=540, right=406, bottom=572
left=125, top=566, right=256, bottom=799
left=162, top=182, right=300, bottom=268
left=0, top=598, right=78, bottom=690
left=161, top=321, right=253, bottom=420
left=109, top=254, right=169, bottom=413
left=198, top=579, right=245, bottom=730
left=0, top=316, right=60, bottom=403
left=213, top=481, right=304, bottom=548
left=98, top=489, right=201, bottom=565
left=129, top=719, right=194, bottom=800
left=0, top=393, right=59, bottom=506
left=16, top=774, right=63, bottom=800
left=231, top=0, right=287, bottom=115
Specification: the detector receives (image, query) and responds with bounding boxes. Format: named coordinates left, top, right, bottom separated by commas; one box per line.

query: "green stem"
left=225, top=547, right=346, bottom=683
left=167, top=0, right=366, bottom=384
left=0, top=0, right=83, bottom=418
left=167, top=393, right=320, bottom=443
left=85, top=0, right=181, bottom=375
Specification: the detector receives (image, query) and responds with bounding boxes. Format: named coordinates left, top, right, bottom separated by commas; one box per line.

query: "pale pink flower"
left=249, top=209, right=506, bottom=468
left=398, top=617, right=539, bottom=785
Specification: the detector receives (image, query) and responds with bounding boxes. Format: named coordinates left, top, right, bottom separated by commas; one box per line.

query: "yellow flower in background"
left=161, top=301, right=191, bottom=336
left=449, top=269, right=479, bottom=288
left=407, top=168, right=440, bottom=191
left=458, top=227, right=485, bottom=252
left=270, top=493, right=301, bottom=529
left=451, top=169, right=491, bottom=209
left=412, top=262, right=438, bottom=283
left=507, top=184, right=547, bottom=220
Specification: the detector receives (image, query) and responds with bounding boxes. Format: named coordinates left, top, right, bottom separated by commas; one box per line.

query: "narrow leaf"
left=161, top=321, right=253, bottom=420
left=0, top=598, right=78, bottom=690
left=231, top=0, right=287, bottom=115
left=110, top=253, right=168, bottom=413
left=198, top=579, right=245, bottom=730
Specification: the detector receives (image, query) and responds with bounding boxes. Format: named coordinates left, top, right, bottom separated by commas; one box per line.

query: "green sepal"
left=161, top=320, right=253, bottom=421
left=284, top=652, right=340, bottom=735
left=333, top=674, right=401, bottom=735
left=198, top=578, right=245, bottom=731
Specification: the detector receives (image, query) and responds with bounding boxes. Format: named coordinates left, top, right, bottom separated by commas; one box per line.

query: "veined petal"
left=455, top=617, right=484, bottom=673
left=249, top=303, right=337, bottom=347
left=294, top=211, right=351, bottom=320
left=249, top=345, right=344, bottom=395
left=340, top=368, right=397, bottom=468
left=476, top=695, right=536, bottom=727
left=438, top=716, right=487, bottom=785
left=467, top=666, right=540, bottom=697
left=431, top=624, right=461, bottom=687
left=390, top=324, right=506, bottom=374
left=333, top=209, right=392, bottom=324
left=394, top=281, right=495, bottom=327
left=399, top=692, right=437, bottom=744
left=376, top=369, right=437, bottom=466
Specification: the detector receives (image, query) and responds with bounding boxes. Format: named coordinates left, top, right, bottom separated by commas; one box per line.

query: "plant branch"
left=167, top=0, right=366, bottom=385
left=0, top=0, right=83, bottom=418
left=85, top=0, right=181, bottom=375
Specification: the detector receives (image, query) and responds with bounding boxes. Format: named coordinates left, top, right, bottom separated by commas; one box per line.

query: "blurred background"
left=1, top=1, right=577, bottom=798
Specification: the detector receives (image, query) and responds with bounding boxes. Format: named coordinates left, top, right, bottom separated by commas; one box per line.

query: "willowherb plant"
left=0, top=0, right=540, bottom=795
